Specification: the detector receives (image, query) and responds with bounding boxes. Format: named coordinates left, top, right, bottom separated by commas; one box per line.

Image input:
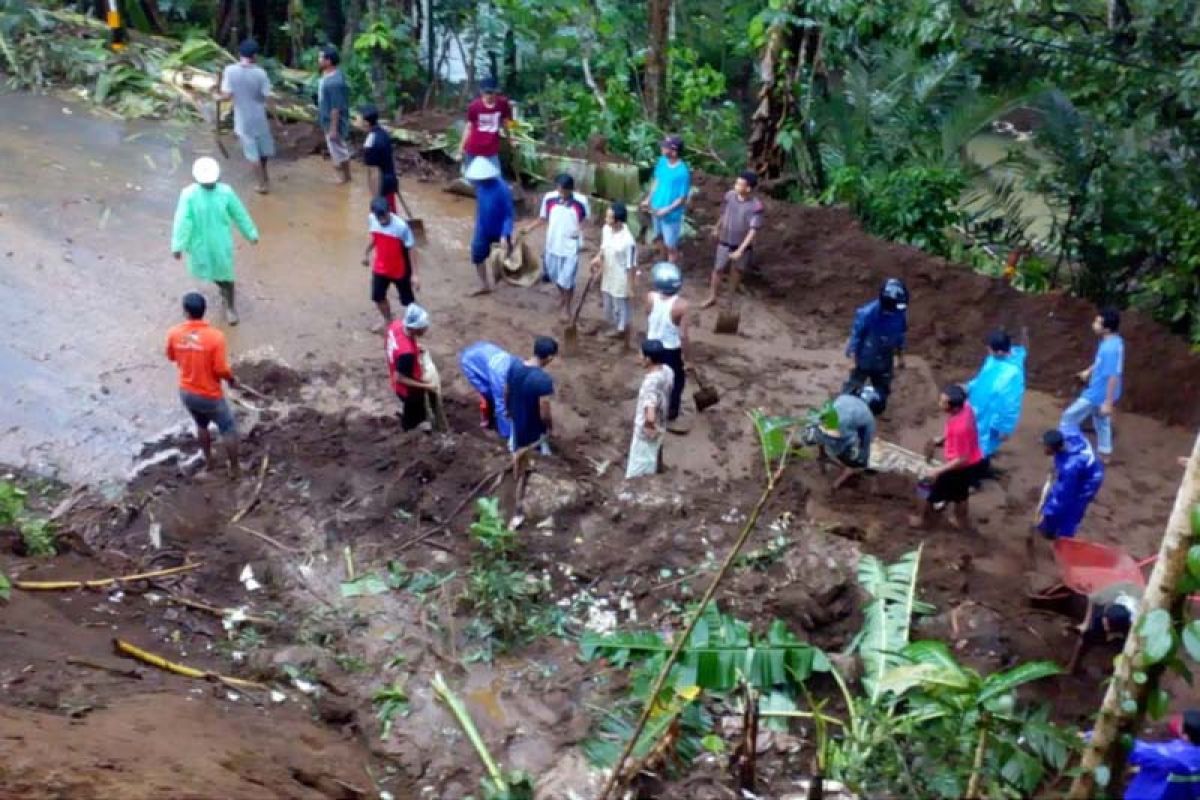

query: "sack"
left=495, top=234, right=541, bottom=287
left=419, top=350, right=441, bottom=392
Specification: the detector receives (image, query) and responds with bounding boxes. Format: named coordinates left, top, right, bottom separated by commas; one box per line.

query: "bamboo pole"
left=14, top=563, right=202, bottom=591
left=1067, top=431, right=1200, bottom=799
left=113, top=639, right=266, bottom=690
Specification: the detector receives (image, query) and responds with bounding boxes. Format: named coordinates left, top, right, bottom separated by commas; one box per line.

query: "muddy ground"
left=2, top=92, right=1199, bottom=799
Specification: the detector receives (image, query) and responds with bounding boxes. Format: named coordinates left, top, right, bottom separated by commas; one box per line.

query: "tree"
left=644, top=0, right=670, bottom=125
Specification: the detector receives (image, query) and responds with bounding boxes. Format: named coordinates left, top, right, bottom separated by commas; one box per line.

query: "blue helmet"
left=651, top=262, right=682, bottom=295
left=880, top=278, right=909, bottom=312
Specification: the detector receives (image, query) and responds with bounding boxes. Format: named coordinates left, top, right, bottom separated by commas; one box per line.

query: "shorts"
left=180, top=390, right=236, bottom=436
left=543, top=253, right=579, bottom=290
left=396, top=389, right=428, bottom=431
left=927, top=461, right=987, bottom=505
left=238, top=131, right=276, bottom=161
left=326, top=134, right=351, bottom=165
left=651, top=216, right=683, bottom=249
left=714, top=242, right=752, bottom=273
left=372, top=273, right=415, bottom=305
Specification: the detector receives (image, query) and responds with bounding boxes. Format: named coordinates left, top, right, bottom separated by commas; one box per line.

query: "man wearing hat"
left=466, top=156, right=514, bottom=295
left=460, top=76, right=512, bottom=173
left=171, top=157, right=259, bottom=325
left=385, top=304, right=437, bottom=431
left=218, top=39, right=275, bottom=194
left=640, top=135, right=691, bottom=265
left=1036, top=428, right=1105, bottom=539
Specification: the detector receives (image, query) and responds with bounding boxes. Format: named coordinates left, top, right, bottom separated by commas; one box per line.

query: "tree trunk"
left=644, top=0, right=670, bottom=126
left=503, top=26, right=516, bottom=85
left=322, top=0, right=344, bottom=54
left=341, top=0, right=362, bottom=63
left=748, top=1, right=813, bottom=180
left=1067, top=432, right=1200, bottom=799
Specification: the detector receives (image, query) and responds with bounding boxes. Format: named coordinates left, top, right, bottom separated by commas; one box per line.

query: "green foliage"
left=0, top=572, right=10, bottom=602
left=462, top=498, right=556, bottom=656
left=0, top=480, right=56, bottom=557
left=852, top=548, right=934, bottom=701
left=372, top=681, right=410, bottom=740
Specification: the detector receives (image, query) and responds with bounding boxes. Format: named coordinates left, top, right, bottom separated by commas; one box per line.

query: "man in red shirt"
left=165, top=292, right=241, bottom=477
left=363, top=196, right=419, bottom=331
left=386, top=303, right=437, bottom=431
left=458, top=76, right=512, bottom=173
left=912, top=384, right=986, bottom=530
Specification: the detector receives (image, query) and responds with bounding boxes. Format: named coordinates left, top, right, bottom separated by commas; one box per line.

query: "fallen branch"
left=15, top=563, right=202, bottom=591
left=394, top=464, right=507, bottom=553
left=112, top=638, right=266, bottom=690
left=66, top=656, right=143, bottom=679
left=165, top=594, right=275, bottom=626
left=229, top=454, right=269, bottom=524
left=235, top=523, right=302, bottom=554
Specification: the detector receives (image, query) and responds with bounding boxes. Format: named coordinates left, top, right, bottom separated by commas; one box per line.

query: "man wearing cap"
left=386, top=304, right=436, bottom=431
left=966, top=329, right=1028, bottom=469
left=466, top=156, right=514, bottom=295
left=317, top=46, right=351, bottom=183
left=171, top=157, right=259, bottom=325
left=1036, top=428, right=1105, bottom=539
left=218, top=39, right=274, bottom=194
left=505, top=336, right=558, bottom=527
left=640, top=135, right=691, bottom=265
left=460, top=76, right=512, bottom=173
left=363, top=196, right=419, bottom=331
left=166, top=292, right=241, bottom=477
left=358, top=104, right=398, bottom=212
left=845, top=278, right=908, bottom=414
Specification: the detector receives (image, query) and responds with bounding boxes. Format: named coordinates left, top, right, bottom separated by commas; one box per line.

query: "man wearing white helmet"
left=802, top=383, right=883, bottom=491
left=645, top=262, right=690, bottom=430
left=385, top=304, right=437, bottom=431
left=171, top=157, right=259, bottom=325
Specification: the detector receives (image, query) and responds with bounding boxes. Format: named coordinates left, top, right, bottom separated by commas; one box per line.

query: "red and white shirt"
left=369, top=213, right=415, bottom=279
left=539, top=191, right=589, bottom=257
left=385, top=320, right=423, bottom=398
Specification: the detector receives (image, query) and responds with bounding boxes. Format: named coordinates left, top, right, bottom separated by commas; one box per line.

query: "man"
left=646, top=262, right=690, bottom=430
left=1067, top=580, right=1139, bottom=674
left=912, top=385, right=986, bottom=530
left=505, top=336, right=558, bottom=527
left=845, top=278, right=908, bottom=413
left=626, top=339, right=674, bottom=479
left=640, top=135, right=691, bottom=264
left=459, top=76, right=512, bottom=173
left=385, top=304, right=436, bottom=431
left=218, top=39, right=274, bottom=194
left=702, top=170, right=764, bottom=308
left=1121, top=710, right=1200, bottom=799
left=317, top=46, right=351, bottom=183
left=590, top=202, right=637, bottom=339
left=966, top=329, right=1027, bottom=467
left=803, top=384, right=884, bottom=491
left=171, top=157, right=259, bottom=325
left=1062, top=307, right=1124, bottom=462
left=1036, top=429, right=1105, bottom=539
left=466, top=156, right=514, bottom=295
left=524, top=174, right=589, bottom=320
left=166, top=292, right=240, bottom=477
left=459, top=340, right=515, bottom=440
left=363, top=196, right=418, bottom=331
left=359, top=104, right=398, bottom=211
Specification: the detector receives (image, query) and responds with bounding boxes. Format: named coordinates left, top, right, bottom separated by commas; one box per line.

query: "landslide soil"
left=2, top=138, right=1199, bottom=799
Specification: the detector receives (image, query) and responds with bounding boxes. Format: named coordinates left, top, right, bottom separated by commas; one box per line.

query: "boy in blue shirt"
left=640, top=135, right=691, bottom=264
left=1061, top=307, right=1124, bottom=461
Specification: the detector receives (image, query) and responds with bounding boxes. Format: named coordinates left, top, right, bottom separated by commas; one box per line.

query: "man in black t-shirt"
left=359, top=104, right=398, bottom=213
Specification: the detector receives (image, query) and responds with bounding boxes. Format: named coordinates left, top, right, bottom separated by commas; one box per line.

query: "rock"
left=314, top=694, right=357, bottom=725
left=535, top=751, right=604, bottom=800
left=776, top=527, right=861, bottom=629
left=522, top=473, right=583, bottom=523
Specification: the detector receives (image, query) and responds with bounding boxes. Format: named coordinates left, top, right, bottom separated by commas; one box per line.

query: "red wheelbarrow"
left=1027, top=539, right=1154, bottom=612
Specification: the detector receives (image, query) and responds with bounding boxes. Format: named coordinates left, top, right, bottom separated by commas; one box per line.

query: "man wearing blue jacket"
left=967, top=329, right=1028, bottom=467
left=1037, top=429, right=1105, bottom=539
left=1123, top=710, right=1200, bottom=800
left=466, top=156, right=515, bottom=295
left=845, top=278, right=908, bottom=413
left=459, top=340, right=516, bottom=440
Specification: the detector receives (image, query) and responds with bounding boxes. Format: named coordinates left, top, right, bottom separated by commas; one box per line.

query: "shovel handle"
left=570, top=272, right=597, bottom=326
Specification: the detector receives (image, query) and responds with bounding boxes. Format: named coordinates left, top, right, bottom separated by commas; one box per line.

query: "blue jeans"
left=1061, top=397, right=1113, bottom=455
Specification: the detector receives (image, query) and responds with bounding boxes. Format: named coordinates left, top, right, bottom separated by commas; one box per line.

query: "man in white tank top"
left=645, top=262, right=690, bottom=429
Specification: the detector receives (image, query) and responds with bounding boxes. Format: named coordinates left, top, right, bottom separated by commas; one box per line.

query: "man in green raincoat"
left=171, top=156, right=259, bottom=324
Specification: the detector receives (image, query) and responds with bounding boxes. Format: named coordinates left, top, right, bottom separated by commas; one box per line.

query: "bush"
left=825, top=164, right=967, bottom=257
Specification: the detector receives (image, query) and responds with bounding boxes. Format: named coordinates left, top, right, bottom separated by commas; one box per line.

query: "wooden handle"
left=570, top=273, right=597, bottom=326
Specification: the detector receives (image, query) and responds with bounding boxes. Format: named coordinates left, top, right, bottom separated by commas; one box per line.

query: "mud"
left=2, top=94, right=1199, bottom=798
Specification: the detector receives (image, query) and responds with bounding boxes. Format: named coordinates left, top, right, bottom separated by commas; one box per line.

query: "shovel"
left=692, top=367, right=720, bottom=412
left=210, top=97, right=230, bottom=160
left=394, top=186, right=427, bottom=246
left=563, top=271, right=597, bottom=355
left=714, top=302, right=740, bottom=335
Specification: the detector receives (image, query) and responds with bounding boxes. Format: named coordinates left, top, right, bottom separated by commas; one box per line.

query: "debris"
left=340, top=574, right=390, bottom=598
left=239, top=564, right=262, bottom=592
left=234, top=523, right=301, bottom=553
left=148, top=521, right=162, bottom=549
left=165, top=594, right=274, bottom=627
left=14, top=562, right=202, bottom=591
left=112, top=638, right=266, bottom=690
left=66, top=656, right=143, bottom=679
left=229, top=454, right=269, bottom=524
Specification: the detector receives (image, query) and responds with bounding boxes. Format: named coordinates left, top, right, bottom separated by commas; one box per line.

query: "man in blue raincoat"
left=845, top=278, right=908, bottom=413
left=1037, top=429, right=1105, bottom=539
left=459, top=340, right=515, bottom=440
left=465, top=156, right=514, bottom=295
left=967, top=329, right=1027, bottom=467
left=1123, top=710, right=1200, bottom=800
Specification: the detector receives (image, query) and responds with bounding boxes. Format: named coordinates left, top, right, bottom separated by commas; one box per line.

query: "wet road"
left=0, top=91, right=473, bottom=485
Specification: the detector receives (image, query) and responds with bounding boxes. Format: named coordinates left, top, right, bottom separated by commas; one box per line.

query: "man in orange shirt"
left=166, top=292, right=241, bottom=476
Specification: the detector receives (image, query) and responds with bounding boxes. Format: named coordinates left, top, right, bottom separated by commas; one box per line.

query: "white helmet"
left=192, top=156, right=221, bottom=184
left=651, top=262, right=682, bottom=295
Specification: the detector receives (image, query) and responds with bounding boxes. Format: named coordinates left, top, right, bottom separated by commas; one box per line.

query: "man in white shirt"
left=523, top=173, right=589, bottom=320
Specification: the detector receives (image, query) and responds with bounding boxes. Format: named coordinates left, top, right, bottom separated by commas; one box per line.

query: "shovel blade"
left=694, top=386, right=720, bottom=412
left=406, top=219, right=427, bottom=247
left=714, top=309, right=740, bottom=335
left=563, top=324, right=580, bottom=355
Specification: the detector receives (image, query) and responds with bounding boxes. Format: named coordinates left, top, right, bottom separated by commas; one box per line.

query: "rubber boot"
left=218, top=282, right=239, bottom=326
